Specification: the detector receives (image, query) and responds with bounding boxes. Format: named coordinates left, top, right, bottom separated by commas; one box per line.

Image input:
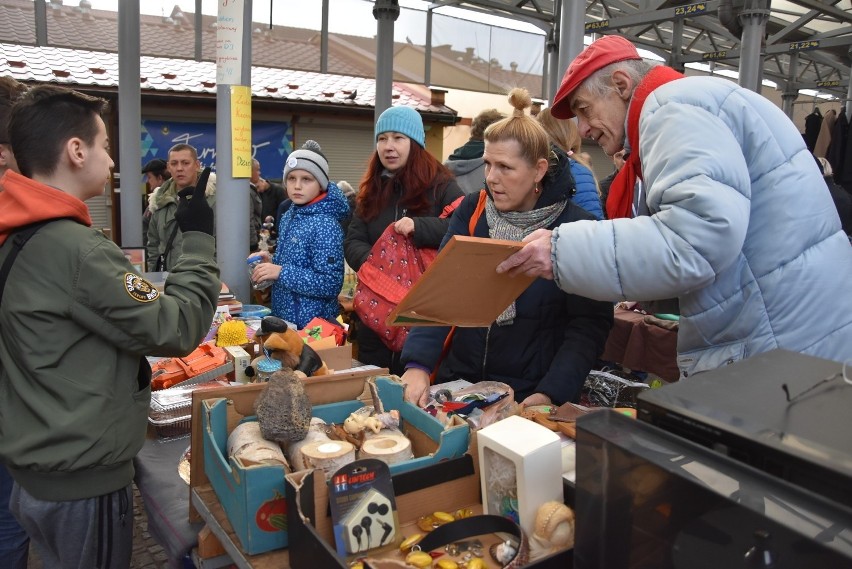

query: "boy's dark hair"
left=8, top=85, right=107, bottom=178
left=0, top=77, right=28, bottom=144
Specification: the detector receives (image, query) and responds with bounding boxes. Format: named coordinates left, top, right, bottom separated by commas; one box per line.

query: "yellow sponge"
left=216, top=319, right=250, bottom=347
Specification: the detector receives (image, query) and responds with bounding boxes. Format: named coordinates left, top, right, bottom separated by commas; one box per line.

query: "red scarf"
left=606, top=66, right=686, bottom=219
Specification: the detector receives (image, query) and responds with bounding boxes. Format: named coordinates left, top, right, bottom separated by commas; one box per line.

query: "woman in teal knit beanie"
left=344, top=105, right=463, bottom=375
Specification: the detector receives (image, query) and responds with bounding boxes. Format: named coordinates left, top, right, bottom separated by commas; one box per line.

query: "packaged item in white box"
left=477, top=415, right=563, bottom=537
left=225, top=345, right=252, bottom=383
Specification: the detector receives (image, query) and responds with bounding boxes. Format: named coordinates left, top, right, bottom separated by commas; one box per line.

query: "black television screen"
left=574, top=411, right=852, bottom=569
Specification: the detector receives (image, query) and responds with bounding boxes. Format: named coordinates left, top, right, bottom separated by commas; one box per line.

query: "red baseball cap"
left=550, top=35, right=642, bottom=119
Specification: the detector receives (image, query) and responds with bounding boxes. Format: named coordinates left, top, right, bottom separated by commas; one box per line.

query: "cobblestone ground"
left=26, top=484, right=172, bottom=569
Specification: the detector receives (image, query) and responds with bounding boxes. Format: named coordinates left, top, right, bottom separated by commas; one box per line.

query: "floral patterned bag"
left=353, top=224, right=438, bottom=351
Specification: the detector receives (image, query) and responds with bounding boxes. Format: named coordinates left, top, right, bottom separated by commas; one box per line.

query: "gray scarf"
left=485, top=196, right=567, bottom=324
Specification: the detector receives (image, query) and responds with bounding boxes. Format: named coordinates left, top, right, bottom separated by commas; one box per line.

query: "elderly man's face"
left=570, top=72, right=632, bottom=157
left=571, top=87, right=628, bottom=156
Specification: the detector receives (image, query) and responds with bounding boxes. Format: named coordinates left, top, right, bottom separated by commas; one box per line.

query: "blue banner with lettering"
left=141, top=120, right=293, bottom=181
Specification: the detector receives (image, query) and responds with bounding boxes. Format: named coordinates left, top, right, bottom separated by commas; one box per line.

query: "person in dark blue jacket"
left=537, top=107, right=603, bottom=219
left=400, top=88, right=613, bottom=408
left=249, top=140, right=349, bottom=328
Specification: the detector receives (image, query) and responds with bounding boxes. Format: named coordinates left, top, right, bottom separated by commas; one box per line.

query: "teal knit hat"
left=375, top=106, right=425, bottom=148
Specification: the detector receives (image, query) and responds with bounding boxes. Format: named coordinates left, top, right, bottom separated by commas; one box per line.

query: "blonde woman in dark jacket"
left=400, top=89, right=612, bottom=407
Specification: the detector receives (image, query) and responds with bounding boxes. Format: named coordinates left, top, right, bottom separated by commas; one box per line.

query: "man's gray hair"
left=582, top=59, right=660, bottom=99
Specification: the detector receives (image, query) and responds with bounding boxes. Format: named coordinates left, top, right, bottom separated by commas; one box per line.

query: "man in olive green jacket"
left=0, top=86, right=220, bottom=568
left=146, top=142, right=216, bottom=271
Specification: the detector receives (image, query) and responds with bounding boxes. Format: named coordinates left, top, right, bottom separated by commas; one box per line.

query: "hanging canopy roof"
left=429, top=0, right=852, bottom=99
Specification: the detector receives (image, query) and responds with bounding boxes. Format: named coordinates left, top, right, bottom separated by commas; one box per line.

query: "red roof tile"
left=0, top=0, right=372, bottom=77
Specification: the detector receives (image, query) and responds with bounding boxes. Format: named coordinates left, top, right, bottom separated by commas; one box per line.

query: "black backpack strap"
left=0, top=221, right=54, bottom=306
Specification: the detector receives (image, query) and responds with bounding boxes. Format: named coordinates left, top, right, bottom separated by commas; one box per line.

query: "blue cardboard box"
left=201, top=374, right=469, bottom=555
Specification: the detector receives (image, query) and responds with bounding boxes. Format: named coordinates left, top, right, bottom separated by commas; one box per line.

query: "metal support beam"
left=669, top=18, right=685, bottom=72
left=374, top=0, right=400, bottom=121
left=787, top=0, right=852, bottom=24
left=215, top=0, right=253, bottom=304
left=738, top=2, right=770, bottom=92
left=584, top=1, right=722, bottom=32
left=425, top=9, right=433, bottom=85
left=547, top=26, right=559, bottom=100
left=557, top=0, right=584, bottom=85
left=796, top=79, right=848, bottom=90
left=117, top=0, right=142, bottom=247
left=767, top=8, right=820, bottom=44
left=782, top=53, right=799, bottom=118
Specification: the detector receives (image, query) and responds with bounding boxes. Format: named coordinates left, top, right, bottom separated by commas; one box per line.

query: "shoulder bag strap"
left=162, top=220, right=181, bottom=268
left=0, top=221, right=54, bottom=307
left=430, top=190, right=488, bottom=384
left=468, top=189, right=488, bottom=236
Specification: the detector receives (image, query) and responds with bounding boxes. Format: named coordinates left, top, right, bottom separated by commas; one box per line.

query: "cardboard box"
left=190, top=371, right=384, bottom=548
left=286, top=454, right=481, bottom=569
left=315, top=342, right=354, bottom=372
left=306, top=376, right=470, bottom=475
left=286, top=451, right=573, bottom=569
left=198, top=373, right=469, bottom=555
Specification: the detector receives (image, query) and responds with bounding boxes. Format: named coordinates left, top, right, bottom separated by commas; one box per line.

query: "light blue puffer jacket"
left=552, top=75, right=852, bottom=377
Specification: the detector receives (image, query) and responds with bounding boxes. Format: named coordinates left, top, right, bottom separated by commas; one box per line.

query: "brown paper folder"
left=387, top=235, right=536, bottom=327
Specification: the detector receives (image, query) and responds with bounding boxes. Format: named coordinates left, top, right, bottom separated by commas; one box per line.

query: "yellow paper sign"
left=231, top=85, right=251, bottom=178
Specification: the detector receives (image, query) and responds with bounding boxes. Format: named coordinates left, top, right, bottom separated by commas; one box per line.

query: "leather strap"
left=414, top=514, right=526, bottom=567
left=429, top=190, right=488, bottom=384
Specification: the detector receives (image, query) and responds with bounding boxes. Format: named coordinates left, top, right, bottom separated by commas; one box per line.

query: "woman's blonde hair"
left=537, top=107, right=592, bottom=170
left=537, top=107, right=600, bottom=194
left=483, top=88, right=550, bottom=166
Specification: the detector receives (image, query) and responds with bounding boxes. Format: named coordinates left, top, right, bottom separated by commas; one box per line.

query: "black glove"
left=175, top=167, right=214, bottom=235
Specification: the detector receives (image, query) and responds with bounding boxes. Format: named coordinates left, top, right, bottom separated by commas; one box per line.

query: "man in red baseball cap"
left=497, top=34, right=852, bottom=380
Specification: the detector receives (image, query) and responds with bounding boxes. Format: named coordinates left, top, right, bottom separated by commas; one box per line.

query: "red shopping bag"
left=353, top=225, right=437, bottom=351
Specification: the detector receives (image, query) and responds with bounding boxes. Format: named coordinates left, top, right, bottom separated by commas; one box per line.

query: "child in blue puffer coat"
left=249, top=140, right=350, bottom=328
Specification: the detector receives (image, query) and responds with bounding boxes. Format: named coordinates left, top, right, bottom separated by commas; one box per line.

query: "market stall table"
left=133, top=436, right=203, bottom=567
left=600, top=307, right=679, bottom=382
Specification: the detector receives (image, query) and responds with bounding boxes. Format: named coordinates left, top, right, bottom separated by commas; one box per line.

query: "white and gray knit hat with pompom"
left=282, top=140, right=329, bottom=190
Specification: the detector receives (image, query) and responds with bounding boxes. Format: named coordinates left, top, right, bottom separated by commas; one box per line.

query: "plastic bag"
left=580, top=370, right=649, bottom=409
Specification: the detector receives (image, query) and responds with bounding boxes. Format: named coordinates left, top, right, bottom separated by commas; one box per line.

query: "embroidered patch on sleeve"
left=124, top=273, right=160, bottom=302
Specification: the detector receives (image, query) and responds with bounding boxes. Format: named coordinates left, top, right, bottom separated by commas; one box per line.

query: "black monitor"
left=636, top=349, right=852, bottom=510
